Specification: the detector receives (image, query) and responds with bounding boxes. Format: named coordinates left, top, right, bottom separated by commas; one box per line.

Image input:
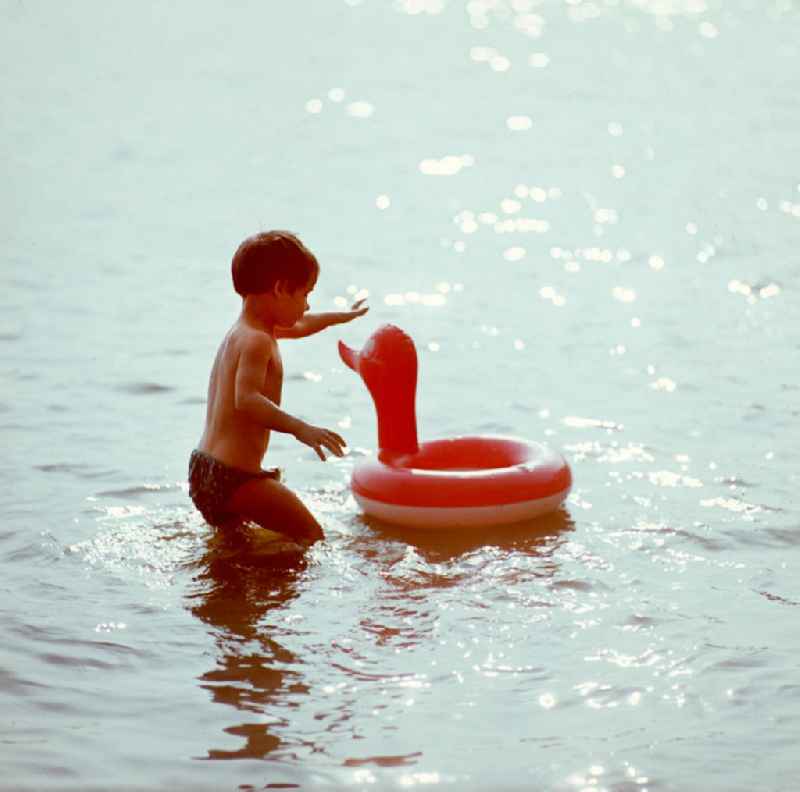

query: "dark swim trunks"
left=188, top=449, right=280, bottom=528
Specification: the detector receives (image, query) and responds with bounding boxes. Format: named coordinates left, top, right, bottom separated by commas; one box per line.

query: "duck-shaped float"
left=338, top=324, right=571, bottom=528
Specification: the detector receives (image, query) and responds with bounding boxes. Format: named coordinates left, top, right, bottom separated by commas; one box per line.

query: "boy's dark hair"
left=231, top=230, right=319, bottom=296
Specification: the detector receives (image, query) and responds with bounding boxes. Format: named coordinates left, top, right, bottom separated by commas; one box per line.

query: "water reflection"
left=186, top=530, right=308, bottom=761
left=184, top=509, right=573, bottom=762
left=358, top=507, right=574, bottom=567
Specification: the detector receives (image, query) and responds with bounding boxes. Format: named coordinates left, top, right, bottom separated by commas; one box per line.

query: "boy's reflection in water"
left=187, top=527, right=308, bottom=760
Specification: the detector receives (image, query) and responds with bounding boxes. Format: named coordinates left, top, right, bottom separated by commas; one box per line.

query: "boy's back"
left=198, top=318, right=282, bottom=474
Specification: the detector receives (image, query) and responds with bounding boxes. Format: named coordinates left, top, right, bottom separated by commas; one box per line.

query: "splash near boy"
left=189, top=231, right=368, bottom=546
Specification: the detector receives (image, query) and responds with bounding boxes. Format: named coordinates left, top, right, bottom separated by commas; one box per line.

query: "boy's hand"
left=339, top=298, right=369, bottom=324
left=294, top=422, right=347, bottom=461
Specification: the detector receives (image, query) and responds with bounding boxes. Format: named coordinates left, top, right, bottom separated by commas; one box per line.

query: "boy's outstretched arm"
left=277, top=299, right=368, bottom=340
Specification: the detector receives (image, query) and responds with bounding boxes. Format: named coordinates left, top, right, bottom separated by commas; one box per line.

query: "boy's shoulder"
left=229, top=319, right=277, bottom=355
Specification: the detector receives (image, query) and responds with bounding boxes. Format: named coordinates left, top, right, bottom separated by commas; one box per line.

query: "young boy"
left=188, top=230, right=368, bottom=546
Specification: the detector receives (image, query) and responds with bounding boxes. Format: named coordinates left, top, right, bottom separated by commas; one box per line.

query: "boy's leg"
left=226, top=477, right=324, bottom=545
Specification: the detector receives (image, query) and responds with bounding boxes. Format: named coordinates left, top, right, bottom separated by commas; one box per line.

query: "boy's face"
left=274, top=272, right=317, bottom=327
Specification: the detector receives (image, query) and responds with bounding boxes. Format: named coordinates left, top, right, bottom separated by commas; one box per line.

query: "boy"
left=188, top=230, right=368, bottom=546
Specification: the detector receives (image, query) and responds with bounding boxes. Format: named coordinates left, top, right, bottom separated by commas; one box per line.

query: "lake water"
left=2, top=0, right=799, bottom=789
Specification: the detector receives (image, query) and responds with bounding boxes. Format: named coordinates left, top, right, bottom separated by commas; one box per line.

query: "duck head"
left=338, top=324, right=420, bottom=459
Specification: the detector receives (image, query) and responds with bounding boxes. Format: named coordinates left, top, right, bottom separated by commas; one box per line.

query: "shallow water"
left=2, top=0, right=799, bottom=789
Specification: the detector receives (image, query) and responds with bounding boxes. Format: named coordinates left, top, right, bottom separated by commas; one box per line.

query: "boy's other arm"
left=276, top=299, right=368, bottom=339
left=234, top=336, right=347, bottom=460
left=234, top=336, right=303, bottom=435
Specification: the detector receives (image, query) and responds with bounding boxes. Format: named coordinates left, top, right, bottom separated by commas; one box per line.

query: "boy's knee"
left=303, top=519, right=324, bottom=543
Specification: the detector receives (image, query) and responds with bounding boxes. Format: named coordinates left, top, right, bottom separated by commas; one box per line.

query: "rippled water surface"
left=2, top=1, right=799, bottom=789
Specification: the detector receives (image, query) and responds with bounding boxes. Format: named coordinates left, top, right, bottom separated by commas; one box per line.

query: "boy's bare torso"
left=197, top=319, right=282, bottom=473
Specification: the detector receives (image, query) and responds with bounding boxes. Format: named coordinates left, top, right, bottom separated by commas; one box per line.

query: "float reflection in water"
left=339, top=325, right=572, bottom=528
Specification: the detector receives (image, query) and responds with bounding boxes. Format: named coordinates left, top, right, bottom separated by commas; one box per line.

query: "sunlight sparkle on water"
left=95, top=621, right=126, bottom=633
left=700, top=496, right=762, bottom=517
left=780, top=199, right=800, bottom=217
left=396, top=0, right=445, bottom=14
left=419, top=155, right=474, bottom=176
left=647, top=470, right=701, bottom=488
left=728, top=280, right=781, bottom=302
left=594, top=208, right=618, bottom=226
left=539, top=692, right=557, bottom=709
left=347, top=100, right=375, bottom=118
left=699, top=21, right=719, bottom=38
left=398, top=771, right=442, bottom=787
left=649, top=377, right=677, bottom=393
left=563, top=416, right=623, bottom=431
left=507, top=115, right=533, bottom=131
left=504, top=246, right=526, bottom=261
left=530, top=186, right=549, bottom=201
left=470, top=46, right=513, bottom=71
left=611, top=286, right=636, bottom=303
left=539, top=286, right=566, bottom=306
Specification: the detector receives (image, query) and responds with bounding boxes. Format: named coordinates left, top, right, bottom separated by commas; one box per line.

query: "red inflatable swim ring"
left=339, top=325, right=571, bottom=528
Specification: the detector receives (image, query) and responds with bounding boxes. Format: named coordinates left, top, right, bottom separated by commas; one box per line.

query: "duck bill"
left=338, top=340, right=361, bottom=373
